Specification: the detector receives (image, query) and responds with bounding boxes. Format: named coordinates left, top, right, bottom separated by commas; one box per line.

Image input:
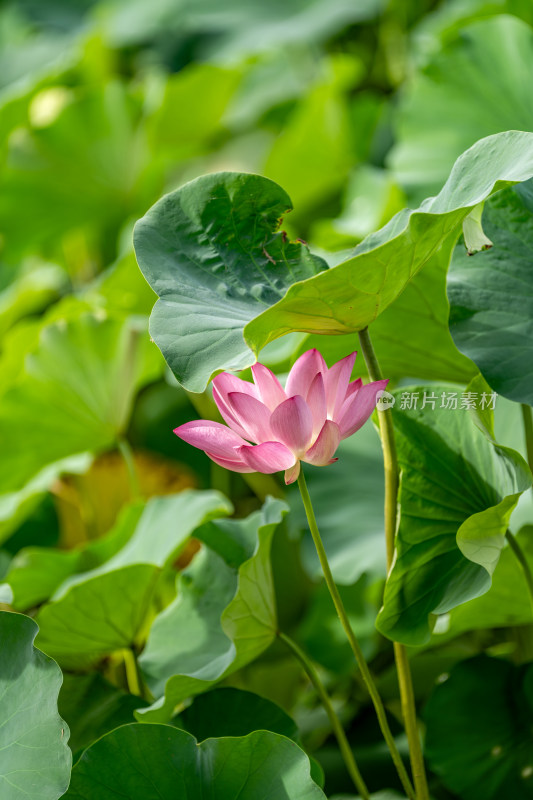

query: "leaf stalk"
left=123, top=648, right=151, bottom=701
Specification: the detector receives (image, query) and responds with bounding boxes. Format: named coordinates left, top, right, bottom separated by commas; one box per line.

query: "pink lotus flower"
left=174, top=349, right=388, bottom=484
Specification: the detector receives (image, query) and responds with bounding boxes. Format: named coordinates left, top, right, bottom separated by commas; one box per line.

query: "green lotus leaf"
left=0, top=611, right=71, bottom=800
left=35, top=491, right=232, bottom=669
left=247, top=131, right=533, bottom=356
left=35, top=564, right=159, bottom=670
left=65, top=724, right=326, bottom=799
left=448, top=185, right=533, bottom=405
left=431, top=525, right=533, bottom=642
left=377, top=386, right=531, bottom=644
left=135, top=131, right=533, bottom=391
left=389, top=15, right=533, bottom=200
left=288, top=424, right=386, bottom=586
left=133, top=171, right=327, bottom=392
left=5, top=502, right=144, bottom=610
left=138, top=497, right=287, bottom=721
left=174, top=686, right=298, bottom=741
left=425, top=656, right=533, bottom=800
left=0, top=313, right=162, bottom=541
left=58, top=672, right=149, bottom=761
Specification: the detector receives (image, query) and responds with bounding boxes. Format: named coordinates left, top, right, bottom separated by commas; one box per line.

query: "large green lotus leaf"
left=138, top=497, right=287, bottom=721
left=173, top=686, right=324, bottom=790
left=0, top=299, right=130, bottom=538
left=0, top=611, right=71, bottom=800
left=35, top=564, right=159, bottom=669
left=53, top=490, right=232, bottom=596
left=389, top=16, right=533, bottom=201
left=0, top=309, right=160, bottom=543
left=35, top=491, right=231, bottom=669
left=0, top=292, right=147, bottom=403
left=366, top=236, right=476, bottom=383
left=376, top=387, right=532, bottom=645
left=246, top=131, right=533, bottom=356
left=58, top=673, right=149, bottom=761
left=425, top=656, right=533, bottom=800
left=448, top=186, right=533, bottom=405
left=5, top=502, right=144, bottom=610
left=136, top=133, right=533, bottom=391
left=432, top=525, right=533, bottom=642
left=0, top=313, right=161, bottom=496
left=133, top=171, right=327, bottom=392
left=135, top=133, right=533, bottom=391
left=65, top=724, right=326, bottom=799
left=174, top=687, right=298, bottom=741
left=7, top=491, right=230, bottom=609
left=298, top=235, right=476, bottom=388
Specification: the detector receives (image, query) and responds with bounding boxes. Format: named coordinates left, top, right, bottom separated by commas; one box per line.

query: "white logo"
left=376, top=390, right=395, bottom=410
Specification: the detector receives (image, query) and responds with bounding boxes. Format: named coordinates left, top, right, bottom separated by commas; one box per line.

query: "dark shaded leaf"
left=448, top=186, right=533, bottom=405
left=65, top=724, right=326, bottom=799
left=425, top=656, right=533, bottom=800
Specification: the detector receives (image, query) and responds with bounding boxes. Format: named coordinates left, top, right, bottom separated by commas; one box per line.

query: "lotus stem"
left=357, top=326, right=430, bottom=800
left=521, top=403, right=533, bottom=474
left=297, top=470, right=416, bottom=800
left=279, top=631, right=371, bottom=800
left=505, top=530, right=533, bottom=617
